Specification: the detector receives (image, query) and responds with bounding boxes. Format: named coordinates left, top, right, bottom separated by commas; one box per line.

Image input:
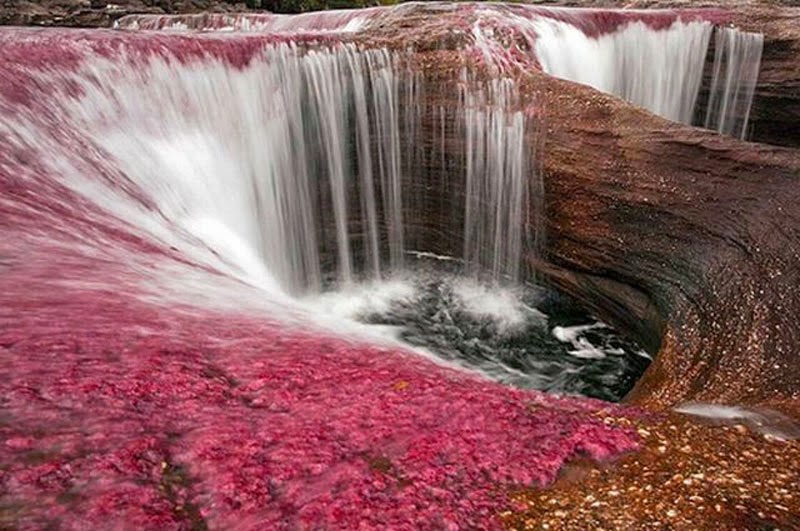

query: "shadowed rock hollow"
left=350, top=2, right=800, bottom=414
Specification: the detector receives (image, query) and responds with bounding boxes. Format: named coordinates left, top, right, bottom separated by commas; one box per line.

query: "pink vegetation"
left=0, top=277, right=640, bottom=528
left=509, top=5, right=730, bottom=38
left=115, top=8, right=382, bottom=33
left=116, top=3, right=731, bottom=39
left=0, top=26, right=640, bottom=529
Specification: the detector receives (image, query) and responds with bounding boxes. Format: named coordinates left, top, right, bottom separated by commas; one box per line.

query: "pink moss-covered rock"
left=0, top=261, right=640, bottom=528
left=0, top=20, right=645, bottom=530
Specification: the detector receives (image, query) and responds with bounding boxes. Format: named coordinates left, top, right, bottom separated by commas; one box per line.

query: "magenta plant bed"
left=0, top=261, right=639, bottom=529
left=0, top=18, right=641, bottom=530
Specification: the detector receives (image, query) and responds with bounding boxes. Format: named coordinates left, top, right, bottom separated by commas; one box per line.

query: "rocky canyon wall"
left=358, top=3, right=800, bottom=414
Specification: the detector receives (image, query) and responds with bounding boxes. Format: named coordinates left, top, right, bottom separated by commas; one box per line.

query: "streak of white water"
left=532, top=18, right=713, bottom=124
left=368, top=53, right=405, bottom=271
left=469, top=7, right=762, bottom=138
left=704, top=27, right=764, bottom=140
left=462, top=75, right=531, bottom=282
left=17, top=34, right=535, bottom=305
left=119, top=4, right=764, bottom=142
left=63, top=43, right=408, bottom=294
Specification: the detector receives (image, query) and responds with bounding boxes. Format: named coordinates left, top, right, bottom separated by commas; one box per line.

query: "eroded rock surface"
left=352, top=3, right=800, bottom=413
left=0, top=28, right=643, bottom=529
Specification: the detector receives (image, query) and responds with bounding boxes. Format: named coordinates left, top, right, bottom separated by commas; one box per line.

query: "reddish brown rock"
left=354, top=4, right=800, bottom=414
left=733, top=5, right=800, bottom=147
left=527, top=0, right=800, bottom=146
left=529, top=74, right=800, bottom=411
left=501, top=412, right=800, bottom=530
left=360, top=4, right=800, bottom=528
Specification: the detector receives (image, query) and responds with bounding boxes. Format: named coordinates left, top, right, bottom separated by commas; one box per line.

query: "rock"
left=530, top=0, right=800, bottom=147
left=530, top=70, right=800, bottom=411
left=4, top=0, right=795, bottom=415
left=354, top=2, right=800, bottom=414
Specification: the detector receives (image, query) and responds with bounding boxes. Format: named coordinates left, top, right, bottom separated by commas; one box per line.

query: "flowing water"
left=704, top=27, right=764, bottom=139
left=530, top=17, right=714, bottom=124
left=2, top=3, right=764, bottom=404
left=533, top=20, right=763, bottom=139
left=119, top=3, right=764, bottom=140
left=307, top=257, right=651, bottom=401
left=1, top=6, right=772, bottom=526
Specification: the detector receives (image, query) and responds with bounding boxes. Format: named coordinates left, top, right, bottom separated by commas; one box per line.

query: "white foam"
left=552, top=322, right=609, bottom=359
left=405, top=250, right=458, bottom=262
left=303, top=278, right=417, bottom=321
left=676, top=403, right=800, bottom=441
left=452, top=278, right=546, bottom=335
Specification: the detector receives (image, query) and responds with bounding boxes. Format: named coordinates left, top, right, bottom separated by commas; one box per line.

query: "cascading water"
left=0, top=23, right=647, bottom=404
left=3, top=3, right=771, bottom=527
left=704, top=27, right=764, bottom=140
left=3, top=3, right=765, bottom=407
left=52, top=39, right=537, bottom=298
left=55, top=41, right=409, bottom=295
left=470, top=4, right=764, bottom=139
left=62, top=42, right=538, bottom=295
left=546, top=20, right=763, bottom=139
left=120, top=3, right=766, bottom=140
left=530, top=17, right=713, bottom=124
left=462, top=75, right=531, bottom=282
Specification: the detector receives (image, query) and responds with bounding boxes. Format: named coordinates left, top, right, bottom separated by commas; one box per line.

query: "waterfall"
left=532, top=18, right=713, bottom=124
left=704, top=27, right=764, bottom=140
left=478, top=7, right=764, bottom=139
left=462, top=75, right=531, bottom=282
left=119, top=5, right=765, bottom=143
left=1, top=21, right=651, bottom=530
left=52, top=42, right=409, bottom=294
left=13, top=34, right=535, bottom=298
left=8, top=6, right=765, bottom=302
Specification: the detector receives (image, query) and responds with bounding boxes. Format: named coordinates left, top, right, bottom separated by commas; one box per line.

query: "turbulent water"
left=310, top=258, right=650, bottom=402
left=41, top=36, right=636, bottom=396
left=0, top=4, right=770, bottom=527
left=2, top=3, right=763, bottom=396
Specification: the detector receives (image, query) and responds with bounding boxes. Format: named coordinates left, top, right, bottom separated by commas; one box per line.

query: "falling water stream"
left=3, top=4, right=763, bottom=402
left=0, top=5, right=774, bottom=527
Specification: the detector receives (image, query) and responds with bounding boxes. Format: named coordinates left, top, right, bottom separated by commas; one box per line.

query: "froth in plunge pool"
left=306, top=258, right=651, bottom=402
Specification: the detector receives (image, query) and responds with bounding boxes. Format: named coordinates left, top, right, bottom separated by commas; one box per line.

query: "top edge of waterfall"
left=113, top=1, right=731, bottom=35
left=0, top=26, right=358, bottom=69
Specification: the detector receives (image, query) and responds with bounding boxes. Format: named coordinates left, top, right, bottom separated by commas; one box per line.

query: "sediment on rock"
left=3, top=0, right=798, bottom=411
